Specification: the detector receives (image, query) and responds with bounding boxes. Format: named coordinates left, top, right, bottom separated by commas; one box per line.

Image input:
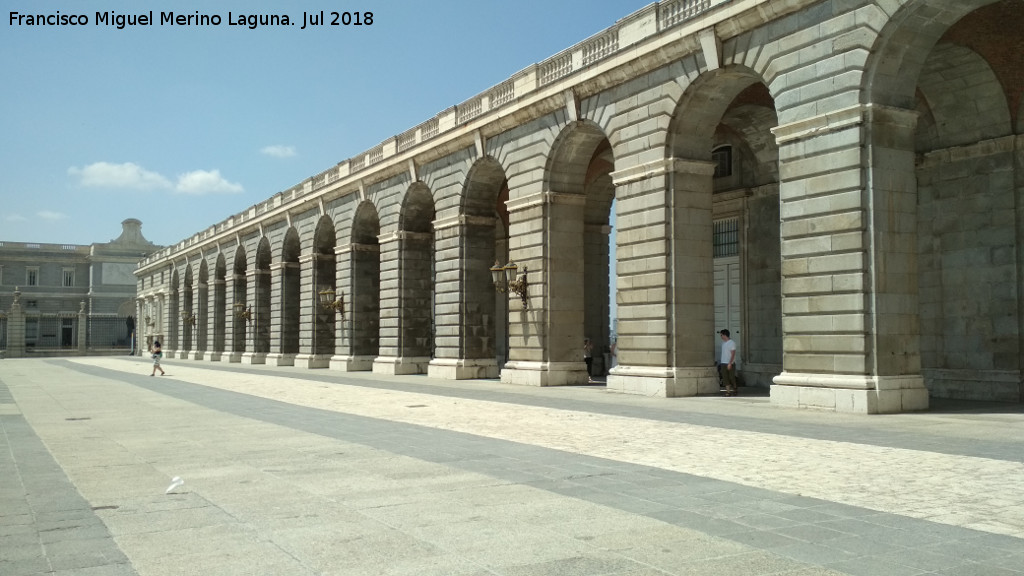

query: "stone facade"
left=135, top=0, right=1024, bottom=412
left=1, top=219, right=160, bottom=356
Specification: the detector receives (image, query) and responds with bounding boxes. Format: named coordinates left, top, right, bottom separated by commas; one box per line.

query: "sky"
left=1, top=0, right=648, bottom=247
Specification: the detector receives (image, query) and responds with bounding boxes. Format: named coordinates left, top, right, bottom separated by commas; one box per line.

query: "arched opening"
left=903, top=1, right=1022, bottom=402
left=398, top=183, right=436, bottom=369
left=313, top=215, right=337, bottom=357
left=254, top=238, right=272, bottom=355
left=711, top=82, right=781, bottom=389
left=196, top=259, right=209, bottom=357
left=182, top=265, right=194, bottom=354
left=351, top=202, right=381, bottom=363
left=232, top=246, right=247, bottom=356
left=280, top=228, right=302, bottom=359
left=213, top=254, right=226, bottom=357
left=663, top=68, right=779, bottom=395
left=169, top=270, right=179, bottom=351
left=542, top=121, right=615, bottom=383
left=461, top=157, right=510, bottom=373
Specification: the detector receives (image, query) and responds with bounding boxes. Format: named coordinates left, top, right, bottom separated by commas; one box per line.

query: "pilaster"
left=770, top=104, right=928, bottom=413
left=241, top=269, right=268, bottom=365
left=427, top=214, right=501, bottom=380
left=266, top=262, right=297, bottom=367
left=606, top=158, right=718, bottom=397
left=373, top=231, right=432, bottom=376
left=499, top=191, right=590, bottom=387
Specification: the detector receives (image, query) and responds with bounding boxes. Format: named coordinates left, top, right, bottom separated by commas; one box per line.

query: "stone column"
left=771, top=104, right=929, bottom=413
left=606, top=159, right=718, bottom=397
left=266, top=262, right=297, bottom=366
left=241, top=269, right=268, bottom=365
left=7, top=288, right=25, bottom=358
left=296, top=253, right=331, bottom=368
left=499, top=191, right=590, bottom=386
left=428, top=215, right=501, bottom=379
left=77, top=300, right=87, bottom=354
left=374, top=231, right=432, bottom=375
left=331, top=243, right=375, bottom=371
left=223, top=273, right=241, bottom=362
left=191, top=278, right=206, bottom=360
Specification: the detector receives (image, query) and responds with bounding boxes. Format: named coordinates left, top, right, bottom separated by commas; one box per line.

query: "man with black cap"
left=719, top=329, right=737, bottom=396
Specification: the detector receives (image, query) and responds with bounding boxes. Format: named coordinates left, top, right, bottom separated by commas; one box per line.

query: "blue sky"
left=1, top=0, right=646, bottom=247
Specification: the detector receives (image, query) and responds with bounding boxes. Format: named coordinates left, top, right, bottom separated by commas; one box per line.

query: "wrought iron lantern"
left=318, top=288, right=346, bottom=322
left=180, top=309, right=197, bottom=327
left=490, top=260, right=529, bottom=309
left=233, top=302, right=253, bottom=325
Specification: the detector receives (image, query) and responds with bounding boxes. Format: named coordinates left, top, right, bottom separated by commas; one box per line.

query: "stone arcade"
left=135, top=0, right=1024, bottom=413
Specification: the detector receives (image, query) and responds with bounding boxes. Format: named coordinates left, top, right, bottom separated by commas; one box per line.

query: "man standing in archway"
left=719, top=329, right=737, bottom=396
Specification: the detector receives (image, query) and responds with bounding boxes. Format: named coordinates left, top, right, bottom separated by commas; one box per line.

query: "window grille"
left=713, top=218, right=739, bottom=258
left=27, top=267, right=38, bottom=286
left=63, top=268, right=75, bottom=287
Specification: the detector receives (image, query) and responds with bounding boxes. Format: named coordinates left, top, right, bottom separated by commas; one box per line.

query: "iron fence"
left=88, top=316, right=135, bottom=351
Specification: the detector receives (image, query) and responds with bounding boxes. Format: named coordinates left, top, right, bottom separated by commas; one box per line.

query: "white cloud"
left=174, top=170, right=244, bottom=195
left=5, top=214, right=28, bottom=222
left=261, top=145, right=297, bottom=158
left=69, top=161, right=172, bottom=190
left=37, top=211, right=68, bottom=221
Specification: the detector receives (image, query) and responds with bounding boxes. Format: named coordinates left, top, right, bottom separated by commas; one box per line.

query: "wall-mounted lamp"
left=490, top=260, right=529, bottom=309
left=233, top=302, right=253, bottom=325
left=180, top=309, right=197, bottom=327
left=318, top=288, right=346, bottom=322
left=144, top=315, right=154, bottom=327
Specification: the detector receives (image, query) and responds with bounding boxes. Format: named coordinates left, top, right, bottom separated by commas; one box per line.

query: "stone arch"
left=398, top=183, right=436, bottom=364
left=279, top=227, right=301, bottom=357
left=312, top=215, right=337, bottom=357
left=461, top=157, right=510, bottom=369
left=213, top=253, right=226, bottom=355
left=254, top=237, right=271, bottom=355
left=351, top=201, right=381, bottom=361
left=890, top=0, right=1024, bottom=402
left=232, top=245, right=247, bottom=354
left=541, top=120, right=616, bottom=380
left=660, top=66, right=779, bottom=389
left=915, top=44, right=1012, bottom=151
left=196, top=259, right=209, bottom=355
left=169, top=269, right=179, bottom=350
left=182, top=264, right=194, bottom=353
left=864, top=0, right=1006, bottom=110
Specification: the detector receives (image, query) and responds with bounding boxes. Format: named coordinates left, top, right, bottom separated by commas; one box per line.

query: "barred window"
left=713, top=218, right=739, bottom=258
left=63, top=268, right=75, bottom=287
left=26, top=267, right=39, bottom=286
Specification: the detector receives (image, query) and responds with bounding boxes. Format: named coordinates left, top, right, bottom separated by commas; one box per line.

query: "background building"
left=0, top=219, right=160, bottom=356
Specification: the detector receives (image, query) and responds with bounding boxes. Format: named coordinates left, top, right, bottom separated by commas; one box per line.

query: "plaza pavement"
left=1, top=357, right=1022, bottom=576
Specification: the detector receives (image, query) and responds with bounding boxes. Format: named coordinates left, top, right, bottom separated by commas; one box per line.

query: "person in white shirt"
left=719, top=329, right=737, bottom=396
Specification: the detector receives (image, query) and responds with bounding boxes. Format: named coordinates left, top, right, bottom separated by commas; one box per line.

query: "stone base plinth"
left=428, top=358, right=499, bottom=380
left=266, top=353, right=296, bottom=367
left=295, top=354, right=330, bottom=369
left=203, top=352, right=221, bottom=362
left=241, top=352, right=267, bottom=365
left=771, top=373, right=930, bottom=414
left=222, top=352, right=243, bottom=363
left=373, top=356, right=430, bottom=375
left=176, top=350, right=190, bottom=360
left=330, top=355, right=374, bottom=371
left=500, top=361, right=589, bottom=387
left=607, top=365, right=718, bottom=397
left=191, top=351, right=206, bottom=361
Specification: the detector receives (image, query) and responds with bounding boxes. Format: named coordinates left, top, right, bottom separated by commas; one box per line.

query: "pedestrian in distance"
left=719, top=329, right=737, bottom=396
left=149, top=340, right=166, bottom=376
left=583, top=338, right=594, bottom=382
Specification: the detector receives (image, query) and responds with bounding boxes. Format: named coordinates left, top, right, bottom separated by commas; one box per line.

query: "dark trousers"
left=584, top=357, right=593, bottom=377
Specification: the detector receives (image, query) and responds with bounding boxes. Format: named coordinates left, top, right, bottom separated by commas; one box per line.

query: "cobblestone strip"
left=71, top=358, right=1024, bottom=539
